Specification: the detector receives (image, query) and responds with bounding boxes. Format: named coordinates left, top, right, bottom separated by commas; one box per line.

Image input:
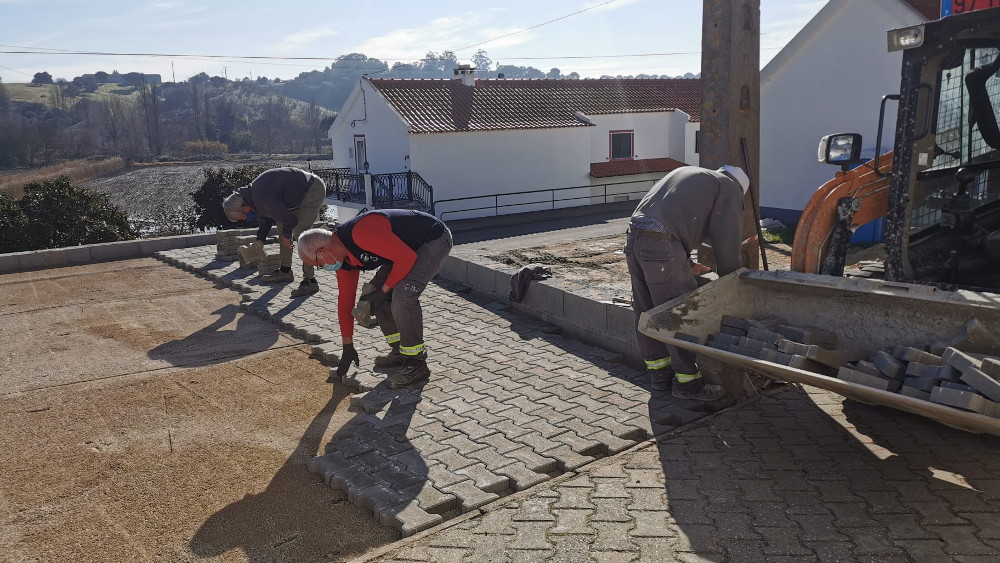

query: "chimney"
left=453, top=64, right=476, bottom=87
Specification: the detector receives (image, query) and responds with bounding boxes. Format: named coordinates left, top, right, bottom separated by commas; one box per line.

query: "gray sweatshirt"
left=237, top=167, right=314, bottom=240
left=630, top=166, right=745, bottom=276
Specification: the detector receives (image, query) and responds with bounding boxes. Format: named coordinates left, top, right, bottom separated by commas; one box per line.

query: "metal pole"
left=741, top=136, right=769, bottom=270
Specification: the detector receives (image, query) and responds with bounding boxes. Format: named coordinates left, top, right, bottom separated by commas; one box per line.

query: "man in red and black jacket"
left=298, top=209, right=453, bottom=388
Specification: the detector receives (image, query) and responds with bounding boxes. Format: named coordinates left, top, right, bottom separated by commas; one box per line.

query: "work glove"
left=336, top=343, right=360, bottom=378
left=361, top=287, right=389, bottom=310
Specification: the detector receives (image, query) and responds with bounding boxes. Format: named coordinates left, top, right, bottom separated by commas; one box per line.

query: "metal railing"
left=434, top=178, right=655, bottom=220
left=371, top=171, right=434, bottom=213
left=313, top=167, right=365, bottom=204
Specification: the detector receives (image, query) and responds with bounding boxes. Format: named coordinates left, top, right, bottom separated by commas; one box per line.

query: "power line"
left=450, top=0, right=622, bottom=52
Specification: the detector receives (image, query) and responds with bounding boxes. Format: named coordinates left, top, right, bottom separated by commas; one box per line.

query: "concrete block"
left=40, top=249, right=69, bottom=267
left=838, top=366, right=901, bottom=392
left=935, top=364, right=962, bottom=382
left=139, top=237, right=183, bottom=255
left=801, top=345, right=870, bottom=369
left=382, top=501, right=444, bottom=537
left=891, top=345, right=943, bottom=366
left=983, top=358, right=1000, bottom=379
left=466, top=261, right=505, bottom=297
left=788, top=354, right=829, bottom=374
left=776, top=324, right=837, bottom=347
left=720, top=315, right=750, bottom=331
left=852, top=360, right=883, bottom=377
left=747, top=326, right=782, bottom=345
left=777, top=339, right=809, bottom=356
left=905, top=362, right=940, bottom=379
left=713, top=333, right=740, bottom=348
left=719, top=325, right=747, bottom=337
left=930, top=386, right=1000, bottom=417
left=184, top=233, right=216, bottom=248
left=940, top=381, right=977, bottom=393
left=442, top=480, right=500, bottom=511
left=16, top=252, right=46, bottom=270
left=960, top=366, right=1000, bottom=402
left=0, top=252, right=19, bottom=273
left=943, top=347, right=983, bottom=373
left=90, top=240, right=142, bottom=262
left=520, top=281, right=564, bottom=318
left=740, top=337, right=775, bottom=352
left=947, top=318, right=1000, bottom=355
left=899, top=386, right=932, bottom=401
left=65, top=245, right=93, bottom=264
left=759, top=349, right=792, bottom=364
left=564, top=292, right=607, bottom=335
left=902, top=376, right=937, bottom=393
left=873, top=350, right=906, bottom=380
left=607, top=303, right=636, bottom=339
left=437, top=256, right=469, bottom=284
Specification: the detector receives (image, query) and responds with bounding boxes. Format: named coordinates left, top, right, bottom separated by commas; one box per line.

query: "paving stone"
left=944, top=347, right=985, bottom=373
left=930, top=386, right=1000, bottom=417
left=838, top=366, right=901, bottom=392
left=453, top=462, right=510, bottom=494
left=960, top=366, right=1000, bottom=403
left=873, top=350, right=907, bottom=380
left=382, top=501, right=445, bottom=537
left=549, top=508, right=594, bottom=535
left=442, top=479, right=499, bottom=511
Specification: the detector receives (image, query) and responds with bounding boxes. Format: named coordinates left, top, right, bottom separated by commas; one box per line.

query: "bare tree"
left=137, top=75, right=162, bottom=155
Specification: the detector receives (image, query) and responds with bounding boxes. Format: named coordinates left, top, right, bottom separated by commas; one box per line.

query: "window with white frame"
left=610, top=130, right=634, bottom=160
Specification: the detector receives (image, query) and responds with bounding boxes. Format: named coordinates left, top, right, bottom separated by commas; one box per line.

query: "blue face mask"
left=323, top=261, right=342, bottom=272
left=245, top=211, right=256, bottom=222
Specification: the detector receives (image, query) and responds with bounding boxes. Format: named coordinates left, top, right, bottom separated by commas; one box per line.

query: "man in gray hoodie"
left=223, top=167, right=326, bottom=297
left=626, top=164, right=750, bottom=401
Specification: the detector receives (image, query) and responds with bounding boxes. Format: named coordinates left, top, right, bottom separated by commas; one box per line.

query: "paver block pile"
left=698, top=315, right=1000, bottom=419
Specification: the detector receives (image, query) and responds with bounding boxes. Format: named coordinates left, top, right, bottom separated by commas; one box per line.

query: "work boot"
left=672, top=376, right=726, bottom=402
left=389, top=354, right=430, bottom=388
left=290, top=278, right=319, bottom=297
left=374, top=347, right=406, bottom=367
left=648, top=368, right=674, bottom=392
left=262, top=268, right=294, bottom=283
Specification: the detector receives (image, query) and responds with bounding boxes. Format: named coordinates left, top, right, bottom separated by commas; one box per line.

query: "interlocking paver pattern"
left=157, top=244, right=1000, bottom=561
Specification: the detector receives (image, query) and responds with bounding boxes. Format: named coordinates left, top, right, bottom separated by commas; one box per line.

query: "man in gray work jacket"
left=626, top=164, right=750, bottom=401
left=223, top=167, right=326, bottom=298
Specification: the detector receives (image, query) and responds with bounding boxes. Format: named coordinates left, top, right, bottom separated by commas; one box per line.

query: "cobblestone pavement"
left=157, top=245, right=731, bottom=538
left=359, top=385, right=1000, bottom=563
left=157, top=244, right=1000, bottom=562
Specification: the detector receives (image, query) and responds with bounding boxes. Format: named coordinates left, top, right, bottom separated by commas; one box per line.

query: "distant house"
left=759, top=0, right=939, bottom=225
left=324, top=68, right=701, bottom=221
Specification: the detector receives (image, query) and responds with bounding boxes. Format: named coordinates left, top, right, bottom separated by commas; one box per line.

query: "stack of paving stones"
left=694, top=315, right=860, bottom=376
left=153, top=244, right=664, bottom=537
left=214, top=230, right=243, bottom=260
left=839, top=344, right=1000, bottom=417
left=689, top=314, right=1000, bottom=419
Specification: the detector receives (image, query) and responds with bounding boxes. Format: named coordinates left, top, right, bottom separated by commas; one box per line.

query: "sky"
left=0, top=0, right=828, bottom=84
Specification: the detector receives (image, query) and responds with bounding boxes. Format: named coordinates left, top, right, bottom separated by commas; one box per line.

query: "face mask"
left=245, top=211, right=256, bottom=222
left=323, top=261, right=342, bottom=272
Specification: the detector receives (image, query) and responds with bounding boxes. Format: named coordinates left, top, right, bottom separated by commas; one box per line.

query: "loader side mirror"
left=818, top=133, right=864, bottom=170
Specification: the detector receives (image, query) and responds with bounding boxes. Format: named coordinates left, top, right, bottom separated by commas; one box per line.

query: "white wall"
left=328, top=80, right=410, bottom=174
left=760, top=0, right=929, bottom=221
left=586, top=112, right=687, bottom=163
left=411, top=128, right=591, bottom=220
left=684, top=122, right=701, bottom=166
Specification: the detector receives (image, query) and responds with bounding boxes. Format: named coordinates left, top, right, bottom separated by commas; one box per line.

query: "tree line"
left=0, top=49, right=692, bottom=171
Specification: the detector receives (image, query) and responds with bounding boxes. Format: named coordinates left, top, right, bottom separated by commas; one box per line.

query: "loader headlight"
left=888, top=25, right=924, bottom=52
left=818, top=133, right=863, bottom=168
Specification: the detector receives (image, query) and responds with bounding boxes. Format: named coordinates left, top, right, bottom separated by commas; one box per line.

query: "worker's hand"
left=336, top=343, right=359, bottom=378
left=361, top=288, right=389, bottom=310
left=691, top=262, right=712, bottom=276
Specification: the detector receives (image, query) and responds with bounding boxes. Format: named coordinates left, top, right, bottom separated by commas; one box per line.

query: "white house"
left=759, top=0, right=938, bottom=225
left=326, top=68, right=701, bottom=221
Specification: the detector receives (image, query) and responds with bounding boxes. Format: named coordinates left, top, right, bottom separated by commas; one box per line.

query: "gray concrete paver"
left=157, top=246, right=1000, bottom=561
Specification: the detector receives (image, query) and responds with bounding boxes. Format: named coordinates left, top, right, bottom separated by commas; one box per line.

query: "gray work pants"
left=624, top=229, right=699, bottom=375
left=369, top=228, right=454, bottom=354
left=278, top=175, right=326, bottom=278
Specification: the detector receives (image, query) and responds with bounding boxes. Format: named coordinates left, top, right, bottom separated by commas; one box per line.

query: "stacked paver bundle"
left=691, top=315, right=1000, bottom=419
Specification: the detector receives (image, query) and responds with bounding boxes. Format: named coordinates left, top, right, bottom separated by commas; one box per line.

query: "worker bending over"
left=298, top=210, right=452, bottom=388
left=626, top=164, right=750, bottom=401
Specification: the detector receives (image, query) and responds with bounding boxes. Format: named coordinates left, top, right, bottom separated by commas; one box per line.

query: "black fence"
left=313, top=167, right=365, bottom=204
left=371, top=172, right=434, bottom=213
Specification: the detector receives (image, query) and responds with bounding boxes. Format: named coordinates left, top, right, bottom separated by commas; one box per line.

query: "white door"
left=354, top=136, right=367, bottom=173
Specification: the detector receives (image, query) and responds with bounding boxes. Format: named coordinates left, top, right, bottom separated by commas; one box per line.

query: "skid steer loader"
left=639, top=7, right=1000, bottom=435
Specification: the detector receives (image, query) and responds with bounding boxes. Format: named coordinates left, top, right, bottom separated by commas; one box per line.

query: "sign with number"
left=942, top=0, right=1000, bottom=17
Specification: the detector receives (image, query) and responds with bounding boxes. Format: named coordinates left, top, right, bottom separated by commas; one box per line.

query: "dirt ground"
left=0, top=259, right=397, bottom=562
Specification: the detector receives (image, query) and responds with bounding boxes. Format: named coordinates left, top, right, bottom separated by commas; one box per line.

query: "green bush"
left=190, top=165, right=266, bottom=231
left=0, top=177, right=136, bottom=253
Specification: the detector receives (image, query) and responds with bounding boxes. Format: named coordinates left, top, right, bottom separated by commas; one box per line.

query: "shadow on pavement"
left=189, top=387, right=398, bottom=561
left=148, top=304, right=280, bottom=366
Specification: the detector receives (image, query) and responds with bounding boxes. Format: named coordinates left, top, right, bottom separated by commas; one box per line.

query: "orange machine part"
left=790, top=152, right=894, bottom=274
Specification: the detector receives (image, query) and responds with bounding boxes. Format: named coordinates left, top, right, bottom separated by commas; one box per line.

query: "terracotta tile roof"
left=589, top=157, right=688, bottom=178
left=902, top=0, right=939, bottom=20
left=368, top=78, right=702, bottom=134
